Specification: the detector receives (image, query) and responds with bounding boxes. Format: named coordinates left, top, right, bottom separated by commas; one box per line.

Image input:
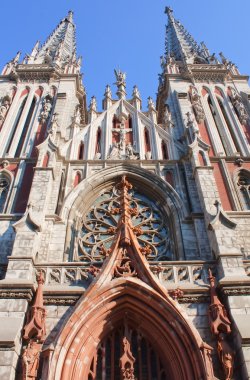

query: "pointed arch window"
left=78, top=141, right=84, bottom=160
left=95, top=127, right=102, bottom=157
left=237, top=171, right=250, bottom=210
left=88, top=323, right=169, bottom=380
left=144, top=128, right=151, bottom=153
left=6, top=96, right=28, bottom=154
left=42, top=152, right=50, bottom=168
left=74, top=172, right=81, bottom=187
left=207, top=96, right=228, bottom=154
left=15, top=96, right=37, bottom=157
left=161, top=141, right=168, bottom=160
left=0, top=174, right=10, bottom=213
left=216, top=96, right=240, bottom=153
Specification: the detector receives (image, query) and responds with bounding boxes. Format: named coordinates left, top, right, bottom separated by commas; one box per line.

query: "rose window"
left=77, top=185, right=173, bottom=262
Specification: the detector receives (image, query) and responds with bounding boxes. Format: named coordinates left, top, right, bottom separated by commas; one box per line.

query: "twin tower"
left=0, top=7, right=250, bottom=380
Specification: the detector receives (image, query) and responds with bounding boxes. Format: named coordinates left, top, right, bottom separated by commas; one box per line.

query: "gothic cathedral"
left=0, top=6, right=250, bottom=380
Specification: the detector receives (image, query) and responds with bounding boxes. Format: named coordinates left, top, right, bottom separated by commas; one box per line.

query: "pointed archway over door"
left=45, top=177, right=214, bottom=380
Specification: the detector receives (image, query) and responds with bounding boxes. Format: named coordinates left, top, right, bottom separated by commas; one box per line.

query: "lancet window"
left=15, top=96, right=37, bottom=157
left=0, top=174, right=10, bottom=213
left=144, top=128, right=151, bottom=155
left=6, top=96, right=28, bottom=154
left=88, top=323, right=169, bottom=380
left=78, top=141, right=84, bottom=160
left=77, top=185, right=173, bottom=262
left=237, top=171, right=250, bottom=210
left=161, top=141, right=168, bottom=160
left=216, top=96, right=240, bottom=153
left=207, top=96, right=228, bottom=154
left=95, top=127, right=102, bottom=157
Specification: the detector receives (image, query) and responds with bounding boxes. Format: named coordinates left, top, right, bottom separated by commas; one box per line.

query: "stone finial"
left=89, top=96, right=97, bottom=112
left=67, top=10, right=74, bottom=22
left=104, top=85, right=112, bottom=99
left=132, top=85, right=141, bottom=100
left=165, top=6, right=173, bottom=15
left=147, top=96, right=156, bottom=111
left=132, top=85, right=141, bottom=110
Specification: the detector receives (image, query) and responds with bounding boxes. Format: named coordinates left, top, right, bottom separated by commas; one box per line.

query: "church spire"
left=32, top=10, right=79, bottom=70
left=164, top=6, right=214, bottom=65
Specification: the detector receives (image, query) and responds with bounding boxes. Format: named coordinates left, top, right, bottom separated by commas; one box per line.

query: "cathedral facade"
left=0, top=6, right=250, bottom=380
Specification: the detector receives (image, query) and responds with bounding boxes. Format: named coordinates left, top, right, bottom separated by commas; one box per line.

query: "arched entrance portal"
left=46, top=177, right=213, bottom=380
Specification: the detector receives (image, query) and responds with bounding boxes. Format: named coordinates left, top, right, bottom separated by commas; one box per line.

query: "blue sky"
left=1, top=0, right=249, bottom=109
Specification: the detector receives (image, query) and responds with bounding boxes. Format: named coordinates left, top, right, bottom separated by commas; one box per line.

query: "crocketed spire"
left=164, top=6, right=215, bottom=64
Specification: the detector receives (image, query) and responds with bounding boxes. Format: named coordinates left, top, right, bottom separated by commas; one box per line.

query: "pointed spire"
left=34, top=10, right=77, bottom=67
left=103, top=85, right=112, bottom=110
left=208, top=269, right=231, bottom=336
left=132, top=85, right=141, bottom=110
left=164, top=7, right=210, bottom=64
left=23, top=271, right=46, bottom=342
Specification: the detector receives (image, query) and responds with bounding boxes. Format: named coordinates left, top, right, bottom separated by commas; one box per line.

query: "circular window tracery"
left=76, top=185, right=173, bottom=262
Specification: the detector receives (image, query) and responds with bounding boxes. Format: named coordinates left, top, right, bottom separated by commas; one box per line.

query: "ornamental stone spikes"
left=103, top=85, right=112, bottom=110
left=208, top=269, right=234, bottom=380
left=21, top=271, right=46, bottom=380
left=132, top=85, right=141, bottom=110
left=23, top=271, right=46, bottom=342
left=114, top=69, right=126, bottom=99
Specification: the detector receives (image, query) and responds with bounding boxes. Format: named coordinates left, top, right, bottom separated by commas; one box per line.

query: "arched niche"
left=44, top=278, right=211, bottom=380
left=60, top=164, right=187, bottom=261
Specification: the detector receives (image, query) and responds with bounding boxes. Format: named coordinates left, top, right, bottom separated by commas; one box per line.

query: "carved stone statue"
left=114, top=69, right=126, bottom=87
left=108, top=142, right=121, bottom=160
left=163, top=104, right=172, bottom=128
left=190, top=87, right=205, bottom=124
left=22, top=341, right=41, bottom=380
left=230, top=88, right=248, bottom=125
left=0, top=95, right=11, bottom=126
left=217, top=333, right=234, bottom=380
left=125, top=143, right=139, bottom=160
left=39, top=97, right=52, bottom=123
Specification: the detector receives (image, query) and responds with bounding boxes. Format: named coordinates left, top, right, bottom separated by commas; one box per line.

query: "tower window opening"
left=144, top=128, right=151, bottom=153
left=161, top=141, right=168, bottom=159
left=15, top=97, right=37, bottom=157
left=95, top=127, right=102, bottom=155
left=207, top=96, right=228, bottom=154
left=6, top=96, right=28, bottom=154
left=217, top=97, right=240, bottom=153
left=78, top=141, right=84, bottom=160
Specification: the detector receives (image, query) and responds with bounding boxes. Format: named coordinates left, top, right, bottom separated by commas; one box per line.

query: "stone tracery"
left=77, top=184, right=172, bottom=262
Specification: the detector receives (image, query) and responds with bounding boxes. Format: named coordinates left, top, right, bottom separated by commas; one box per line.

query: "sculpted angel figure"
left=114, top=69, right=126, bottom=87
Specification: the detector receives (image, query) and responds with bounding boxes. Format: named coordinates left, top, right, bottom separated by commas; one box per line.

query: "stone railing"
left=35, top=261, right=216, bottom=288
left=150, top=261, right=215, bottom=287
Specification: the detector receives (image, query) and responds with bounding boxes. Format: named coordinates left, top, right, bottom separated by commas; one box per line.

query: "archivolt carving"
left=76, top=186, right=172, bottom=262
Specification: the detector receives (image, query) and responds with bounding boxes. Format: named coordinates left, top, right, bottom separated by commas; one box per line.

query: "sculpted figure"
left=22, top=341, right=41, bottom=380
left=217, top=334, right=234, bottom=380
left=40, top=97, right=52, bottom=123
left=108, top=142, right=121, bottom=159
left=0, top=95, right=11, bottom=125
left=190, top=87, right=205, bottom=124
